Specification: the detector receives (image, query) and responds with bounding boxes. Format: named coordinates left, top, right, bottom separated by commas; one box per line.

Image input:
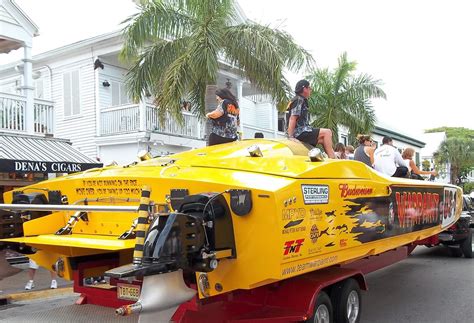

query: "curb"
left=0, top=287, right=74, bottom=303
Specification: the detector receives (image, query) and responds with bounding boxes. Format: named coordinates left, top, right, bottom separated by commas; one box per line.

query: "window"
left=111, top=81, right=131, bottom=106
left=415, top=152, right=420, bottom=166
left=63, top=70, right=80, bottom=116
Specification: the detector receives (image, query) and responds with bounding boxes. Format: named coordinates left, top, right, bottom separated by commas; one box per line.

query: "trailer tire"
left=331, top=278, right=361, bottom=323
left=460, top=229, right=473, bottom=258
left=306, top=291, right=333, bottom=323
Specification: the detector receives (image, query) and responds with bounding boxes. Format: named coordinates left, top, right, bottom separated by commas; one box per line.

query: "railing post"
left=94, top=56, right=101, bottom=137
left=21, top=45, right=35, bottom=134
left=139, top=96, right=147, bottom=132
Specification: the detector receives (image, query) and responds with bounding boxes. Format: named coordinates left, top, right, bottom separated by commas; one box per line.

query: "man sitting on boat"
left=374, top=136, right=409, bottom=178
left=286, top=79, right=336, bottom=158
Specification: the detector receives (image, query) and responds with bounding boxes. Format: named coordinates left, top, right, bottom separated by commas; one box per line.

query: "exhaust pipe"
left=115, top=269, right=196, bottom=322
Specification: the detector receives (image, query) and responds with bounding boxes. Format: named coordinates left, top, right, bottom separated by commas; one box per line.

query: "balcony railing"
left=146, top=105, right=204, bottom=139
left=100, top=103, right=204, bottom=139
left=100, top=104, right=140, bottom=136
left=0, top=92, right=54, bottom=134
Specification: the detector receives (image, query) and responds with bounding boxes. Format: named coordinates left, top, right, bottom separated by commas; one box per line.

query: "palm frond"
left=124, top=37, right=190, bottom=102
left=120, top=0, right=195, bottom=61
left=333, top=52, right=356, bottom=96
left=154, top=51, right=194, bottom=122
left=223, top=23, right=313, bottom=106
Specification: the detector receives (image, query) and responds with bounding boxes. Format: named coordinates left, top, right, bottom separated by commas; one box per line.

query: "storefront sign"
left=0, top=159, right=102, bottom=173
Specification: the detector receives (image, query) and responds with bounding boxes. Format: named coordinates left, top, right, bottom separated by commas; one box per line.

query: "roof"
left=0, top=0, right=39, bottom=53
left=0, top=133, right=102, bottom=173
left=373, top=125, right=426, bottom=148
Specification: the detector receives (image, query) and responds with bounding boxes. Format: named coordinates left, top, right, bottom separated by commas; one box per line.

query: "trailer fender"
left=264, top=267, right=366, bottom=319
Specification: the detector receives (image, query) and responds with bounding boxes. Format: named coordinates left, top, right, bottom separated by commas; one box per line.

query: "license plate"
left=117, top=283, right=141, bottom=301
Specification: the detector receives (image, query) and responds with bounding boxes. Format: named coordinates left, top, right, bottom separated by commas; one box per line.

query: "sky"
left=2, top=0, right=473, bottom=138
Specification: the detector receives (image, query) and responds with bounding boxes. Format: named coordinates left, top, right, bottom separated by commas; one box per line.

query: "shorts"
left=296, top=128, right=320, bottom=147
left=208, top=133, right=237, bottom=146
left=29, top=259, right=39, bottom=269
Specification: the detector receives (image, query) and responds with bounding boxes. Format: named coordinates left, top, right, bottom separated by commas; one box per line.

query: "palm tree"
left=306, top=52, right=386, bottom=143
left=435, top=137, right=474, bottom=184
left=121, top=0, right=313, bottom=129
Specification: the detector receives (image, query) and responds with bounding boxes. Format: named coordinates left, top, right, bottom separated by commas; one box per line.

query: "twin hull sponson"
left=1, top=140, right=462, bottom=299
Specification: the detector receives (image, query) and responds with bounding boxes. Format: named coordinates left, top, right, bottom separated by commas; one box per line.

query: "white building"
left=0, top=0, right=101, bottom=200
left=0, top=28, right=283, bottom=165
left=1, top=0, right=427, bottom=169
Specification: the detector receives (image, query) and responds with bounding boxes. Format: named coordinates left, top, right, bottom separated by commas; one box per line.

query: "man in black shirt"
left=287, top=79, right=336, bottom=158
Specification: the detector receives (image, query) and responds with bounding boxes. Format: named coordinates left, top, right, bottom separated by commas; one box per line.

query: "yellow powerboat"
left=0, top=139, right=462, bottom=322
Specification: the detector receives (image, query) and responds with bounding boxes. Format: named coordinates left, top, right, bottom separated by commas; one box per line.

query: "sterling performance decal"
left=302, top=185, right=329, bottom=204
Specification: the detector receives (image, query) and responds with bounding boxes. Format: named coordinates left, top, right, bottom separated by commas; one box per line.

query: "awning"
left=0, top=133, right=102, bottom=173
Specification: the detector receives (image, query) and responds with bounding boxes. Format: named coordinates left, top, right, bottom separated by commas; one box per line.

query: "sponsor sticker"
left=339, top=184, right=373, bottom=198
left=310, top=224, right=319, bottom=244
left=281, top=208, right=306, bottom=221
left=302, top=185, right=329, bottom=205
left=283, top=239, right=304, bottom=256
left=442, top=188, right=457, bottom=228
left=309, top=208, right=324, bottom=221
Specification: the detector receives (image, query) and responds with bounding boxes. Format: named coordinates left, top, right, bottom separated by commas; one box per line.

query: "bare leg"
left=318, top=129, right=336, bottom=159
left=28, top=268, right=36, bottom=280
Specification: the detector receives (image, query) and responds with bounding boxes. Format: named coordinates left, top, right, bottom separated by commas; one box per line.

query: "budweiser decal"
left=339, top=184, right=373, bottom=198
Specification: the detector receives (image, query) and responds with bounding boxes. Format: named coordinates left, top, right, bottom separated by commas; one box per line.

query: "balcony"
left=100, top=103, right=204, bottom=139
left=0, top=92, right=54, bottom=135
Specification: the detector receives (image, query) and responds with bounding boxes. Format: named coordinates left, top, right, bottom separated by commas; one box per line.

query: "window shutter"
left=63, top=73, right=71, bottom=116
left=71, top=70, right=80, bottom=115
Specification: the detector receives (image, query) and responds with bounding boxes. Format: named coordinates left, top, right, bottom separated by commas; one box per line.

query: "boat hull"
left=0, top=140, right=462, bottom=299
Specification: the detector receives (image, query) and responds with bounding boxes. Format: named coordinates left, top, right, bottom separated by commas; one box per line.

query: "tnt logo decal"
left=283, top=239, right=304, bottom=255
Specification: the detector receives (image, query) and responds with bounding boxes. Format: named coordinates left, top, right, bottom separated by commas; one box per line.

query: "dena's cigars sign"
left=0, top=159, right=102, bottom=173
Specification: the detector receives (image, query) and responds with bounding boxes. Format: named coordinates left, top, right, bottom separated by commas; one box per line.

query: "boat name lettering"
left=339, top=184, right=373, bottom=198
left=395, top=191, right=440, bottom=228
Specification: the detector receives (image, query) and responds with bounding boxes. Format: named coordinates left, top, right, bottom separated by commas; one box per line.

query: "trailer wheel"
left=306, top=291, right=333, bottom=323
left=331, top=278, right=361, bottom=323
left=460, top=229, right=473, bottom=258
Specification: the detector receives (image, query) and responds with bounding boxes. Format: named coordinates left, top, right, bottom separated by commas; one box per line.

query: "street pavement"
left=362, top=244, right=474, bottom=323
left=0, top=263, right=71, bottom=296
left=0, top=244, right=473, bottom=322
